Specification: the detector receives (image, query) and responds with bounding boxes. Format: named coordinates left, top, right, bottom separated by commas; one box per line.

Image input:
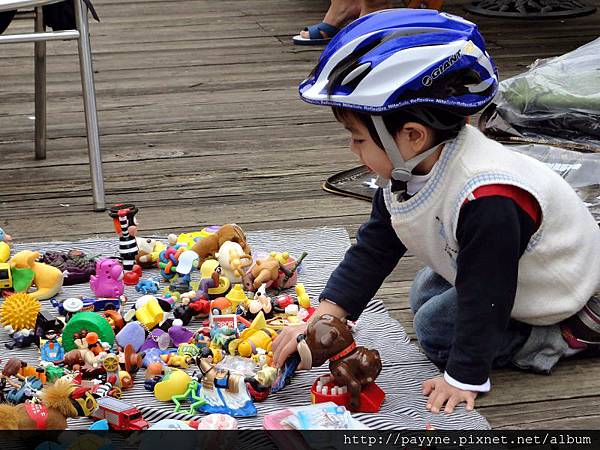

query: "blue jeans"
left=409, top=267, right=532, bottom=369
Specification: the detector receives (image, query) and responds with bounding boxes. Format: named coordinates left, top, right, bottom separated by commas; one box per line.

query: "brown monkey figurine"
left=300, top=314, right=382, bottom=410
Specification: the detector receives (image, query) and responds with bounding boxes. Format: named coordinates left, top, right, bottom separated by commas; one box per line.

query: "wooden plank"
left=480, top=397, right=600, bottom=428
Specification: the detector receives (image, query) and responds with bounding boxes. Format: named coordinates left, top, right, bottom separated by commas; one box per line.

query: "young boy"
left=272, top=9, right=600, bottom=414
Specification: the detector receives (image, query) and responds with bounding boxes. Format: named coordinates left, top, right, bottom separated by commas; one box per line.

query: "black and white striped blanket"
left=6, top=227, right=489, bottom=430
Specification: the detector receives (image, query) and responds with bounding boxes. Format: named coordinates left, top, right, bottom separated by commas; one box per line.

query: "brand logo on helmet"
left=422, top=50, right=462, bottom=87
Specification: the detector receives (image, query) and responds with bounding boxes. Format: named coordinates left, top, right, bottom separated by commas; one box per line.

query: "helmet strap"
left=371, top=115, right=446, bottom=194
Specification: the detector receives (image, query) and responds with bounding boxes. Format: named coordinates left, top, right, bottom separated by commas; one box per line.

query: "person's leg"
left=298, top=0, right=393, bottom=40
left=409, top=266, right=453, bottom=315
left=360, top=0, right=392, bottom=15
left=410, top=267, right=531, bottom=368
left=299, top=0, right=361, bottom=40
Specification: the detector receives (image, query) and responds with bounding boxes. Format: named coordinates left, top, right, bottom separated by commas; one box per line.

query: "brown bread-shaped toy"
left=191, top=224, right=251, bottom=263
left=304, top=314, right=382, bottom=410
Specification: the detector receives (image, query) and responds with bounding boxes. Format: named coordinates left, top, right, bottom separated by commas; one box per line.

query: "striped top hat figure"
left=108, top=203, right=139, bottom=271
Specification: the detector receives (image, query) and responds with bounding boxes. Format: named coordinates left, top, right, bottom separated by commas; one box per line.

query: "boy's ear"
left=401, top=122, right=430, bottom=153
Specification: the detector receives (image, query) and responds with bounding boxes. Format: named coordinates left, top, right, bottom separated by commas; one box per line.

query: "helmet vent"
left=327, top=37, right=383, bottom=95
left=340, top=63, right=371, bottom=87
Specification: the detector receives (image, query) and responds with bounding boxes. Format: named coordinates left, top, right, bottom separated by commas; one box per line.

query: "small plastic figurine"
left=5, top=328, right=36, bottom=350
left=215, top=241, right=252, bottom=284
left=123, top=264, right=142, bottom=286
left=9, top=250, right=64, bottom=300
left=135, top=279, right=159, bottom=295
left=229, top=312, right=276, bottom=358
left=108, top=203, right=139, bottom=271
left=90, top=258, right=124, bottom=298
left=39, top=327, right=64, bottom=363
left=245, top=284, right=273, bottom=320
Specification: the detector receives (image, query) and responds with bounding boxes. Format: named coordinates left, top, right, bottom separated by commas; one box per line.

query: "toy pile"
left=0, top=209, right=384, bottom=431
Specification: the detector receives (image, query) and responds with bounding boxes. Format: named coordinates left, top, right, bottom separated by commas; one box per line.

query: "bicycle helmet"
left=299, top=9, right=498, bottom=185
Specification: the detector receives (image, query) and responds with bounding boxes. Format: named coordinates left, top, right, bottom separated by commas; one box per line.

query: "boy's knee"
left=413, top=305, right=450, bottom=367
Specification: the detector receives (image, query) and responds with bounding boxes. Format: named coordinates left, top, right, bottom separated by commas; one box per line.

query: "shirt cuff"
left=444, top=371, right=491, bottom=393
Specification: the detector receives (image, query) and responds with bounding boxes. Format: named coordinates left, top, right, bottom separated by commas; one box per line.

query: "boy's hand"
left=271, top=322, right=308, bottom=368
left=422, top=376, right=477, bottom=414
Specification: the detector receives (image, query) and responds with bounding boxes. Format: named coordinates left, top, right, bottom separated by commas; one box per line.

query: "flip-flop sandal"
left=293, top=22, right=340, bottom=46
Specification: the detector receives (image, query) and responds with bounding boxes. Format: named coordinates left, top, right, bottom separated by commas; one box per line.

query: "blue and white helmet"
left=299, top=9, right=498, bottom=116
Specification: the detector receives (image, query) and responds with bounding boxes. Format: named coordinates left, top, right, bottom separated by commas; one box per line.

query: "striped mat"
left=5, top=227, right=489, bottom=430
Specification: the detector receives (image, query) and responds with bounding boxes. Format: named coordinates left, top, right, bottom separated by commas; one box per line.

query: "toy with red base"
left=310, top=375, right=385, bottom=413
left=92, top=396, right=149, bottom=430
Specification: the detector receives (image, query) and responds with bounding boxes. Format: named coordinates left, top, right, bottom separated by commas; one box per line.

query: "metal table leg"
left=75, top=0, right=105, bottom=211
left=34, top=6, right=46, bottom=160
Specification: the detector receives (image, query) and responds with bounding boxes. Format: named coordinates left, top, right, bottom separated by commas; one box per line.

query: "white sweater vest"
left=384, top=125, right=600, bottom=326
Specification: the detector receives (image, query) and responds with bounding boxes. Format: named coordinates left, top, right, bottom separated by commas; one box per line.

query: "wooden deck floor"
left=1, top=0, right=600, bottom=429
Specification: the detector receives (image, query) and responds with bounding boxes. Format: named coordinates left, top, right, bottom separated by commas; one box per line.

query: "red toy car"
left=92, top=396, right=149, bottom=430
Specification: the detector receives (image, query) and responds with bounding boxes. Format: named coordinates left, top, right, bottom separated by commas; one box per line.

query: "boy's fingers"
left=422, top=379, right=435, bottom=395
left=444, top=396, right=459, bottom=414
left=431, top=391, right=448, bottom=414
left=466, top=396, right=475, bottom=411
left=425, top=389, right=437, bottom=411
left=272, top=339, right=297, bottom=368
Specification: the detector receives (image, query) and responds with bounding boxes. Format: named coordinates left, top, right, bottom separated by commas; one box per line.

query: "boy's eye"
left=353, top=139, right=365, bottom=144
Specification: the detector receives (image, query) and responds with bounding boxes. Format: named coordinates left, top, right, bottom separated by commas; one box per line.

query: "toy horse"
left=0, top=380, right=79, bottom=429
left=298, top=314, right=382, bottom=410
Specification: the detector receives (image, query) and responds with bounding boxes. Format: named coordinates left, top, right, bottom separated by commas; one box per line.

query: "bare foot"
left=300, top=0, right=362, bottom=39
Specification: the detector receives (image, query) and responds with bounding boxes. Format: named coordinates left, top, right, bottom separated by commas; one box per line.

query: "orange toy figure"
left=85, top=332, right=105, bottom=356
left=191, top=224, right=251, bottom=264
left=0, top=380, right=79, bottom=429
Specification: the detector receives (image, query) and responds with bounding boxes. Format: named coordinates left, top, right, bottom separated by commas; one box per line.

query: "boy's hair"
left=332, top=106, right=467, bottom=150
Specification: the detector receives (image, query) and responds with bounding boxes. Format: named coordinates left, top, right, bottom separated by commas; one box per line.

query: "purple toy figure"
left=90, top=258, right=125, bottom=298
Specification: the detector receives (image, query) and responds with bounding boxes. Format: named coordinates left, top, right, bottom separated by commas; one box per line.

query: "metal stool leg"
left=34, top=6, right=46, bottom=160
left=74, top=0, right=105, bottom=211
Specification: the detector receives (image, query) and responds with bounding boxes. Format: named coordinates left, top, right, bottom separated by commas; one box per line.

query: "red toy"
left=310, top=375, right=385, bottom=413
left=123, top=265, right=142, bottom=286
left=92, top=396, right=149, bottom=430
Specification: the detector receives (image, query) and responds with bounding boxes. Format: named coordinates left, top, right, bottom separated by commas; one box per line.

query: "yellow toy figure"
left=230, top=312, right=277, bottom=357
left=0, top=228, right=11, bottom=263
left=295, top=283, right=311, bottom=309
left=10, top=250, right=64, bottom=300
left=225, top=284, right=249, bottom=311
left=161, top=353, right=191, bottom=369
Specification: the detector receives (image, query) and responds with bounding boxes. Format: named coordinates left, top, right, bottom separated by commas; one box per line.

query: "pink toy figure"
left=90, top=258, right=125, bottom=298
